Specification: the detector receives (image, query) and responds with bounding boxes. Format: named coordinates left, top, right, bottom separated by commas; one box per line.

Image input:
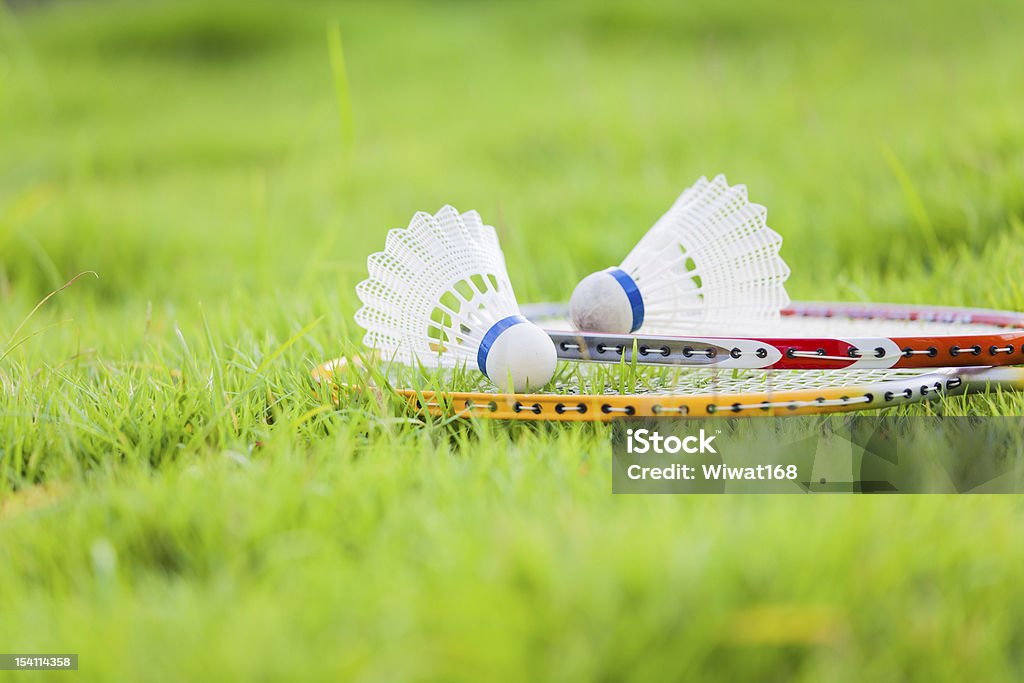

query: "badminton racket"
left=522, top=301, right=1024, bottom=370
left=313, top=359, right=1024, bottom=421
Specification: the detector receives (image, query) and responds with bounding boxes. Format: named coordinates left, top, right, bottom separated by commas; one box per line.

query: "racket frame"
left=525, top=301, right=1024, bottom=370
left=313, top=360, right=1024, bottom=421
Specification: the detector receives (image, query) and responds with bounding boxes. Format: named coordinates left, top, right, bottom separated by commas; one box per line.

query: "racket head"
left=312, top=358, right=1024, bottom=421
left=524, top=301, right=1024, bottom=370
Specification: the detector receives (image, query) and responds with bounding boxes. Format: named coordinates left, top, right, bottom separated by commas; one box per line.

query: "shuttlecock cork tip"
left=569, top=268, right=644, bottom=334
left=477, top=316, right=556, bottom=392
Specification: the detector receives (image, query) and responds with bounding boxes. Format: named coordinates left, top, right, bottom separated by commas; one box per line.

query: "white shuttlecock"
left=355, top=205, right=557, bottom=392
left=569, top=174, right=791, bottom=334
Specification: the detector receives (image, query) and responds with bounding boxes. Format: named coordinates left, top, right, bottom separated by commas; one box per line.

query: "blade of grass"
left=2, top=271, right=97, bottom=362
left=327, top=22, right=354, bottom=149
left=881, top=143, right=941, bottom=254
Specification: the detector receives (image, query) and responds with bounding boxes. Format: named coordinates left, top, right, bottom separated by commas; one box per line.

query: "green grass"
left=1, top=0, right=1024, bottom=680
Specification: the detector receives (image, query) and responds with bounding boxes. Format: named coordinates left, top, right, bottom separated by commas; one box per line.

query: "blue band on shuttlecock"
left=477, top=315, right=529, bottom=379
left=605, top=267, right=645, bottom=332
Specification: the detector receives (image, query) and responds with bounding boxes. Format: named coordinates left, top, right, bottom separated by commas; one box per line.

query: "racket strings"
left=378, top=364, right=939, bottom=397
left=539, top=314, right=1012, bottom=337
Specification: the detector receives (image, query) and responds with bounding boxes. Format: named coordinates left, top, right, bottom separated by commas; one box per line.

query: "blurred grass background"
left=1, top=1, right=1023, bottom=681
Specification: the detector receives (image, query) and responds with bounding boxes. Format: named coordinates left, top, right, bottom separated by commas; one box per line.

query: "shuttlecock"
left=355, top=205, right=557, bottom=392
left=569, top=175, right=791, bottom=334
